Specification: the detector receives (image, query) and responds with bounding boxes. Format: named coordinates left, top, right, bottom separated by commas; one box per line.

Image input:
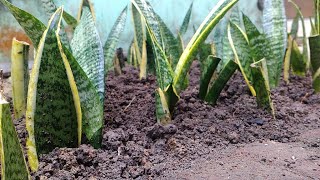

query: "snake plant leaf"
left=250, top=59, right=274, bottom=114
left=243, top=14, right=281, bottom=90
left=131, top=3, right=145, bottom=60
left=104, top=6, right=128, bottom=72
left=26, top=8, right=80, bottom=171
left=0, top=0, right=46, bottom=47
left=41, top=0, right=78, bottom=29
left=262, top=0, right=287, bottom=88
left=63, top=11, right=78, bottom=29
left=174, top=0, right=239, bottom=93
left=228, top=22, right=256, bottom=96
left=291, top=40, right=306, bottom=76
left=77, top=0, right=96, bottom=21
left=198, top=43, right=213, bottom=71
left=71, top=7, right=105, bottom=103
left=309, top=35, right=320, bottom=92
left=0, top=97, right=30, bottom=180
left=57, top=41, right=103, bottom=149
left=40, top=0, right=72, bottom=50
left=205, top=60, right=238, bottom=104
left=131, top=0, right=174, bottom=89
left=132, top=0, right=179, bottom=123
left=199, top=56, right=221, bottom=100
left=149, top=30, right=177, bottom=123
left=284, top=35, right=293, bottom=84
left=146, top=31, right=156, bottom=74
left=155, top=13, right=181, bottom=69
left=314, top=0, right=320, bottom=34
left=131, top=3, right=147, bottom=78
left=289, top=0, right=309, bottom=70
left=310, top=17, right=317, bottom=36
left=290, top=12, right=300, bottom=39
left=179, top=2, right=193, bottom=36
left=11, top=38, right=29, bottom=119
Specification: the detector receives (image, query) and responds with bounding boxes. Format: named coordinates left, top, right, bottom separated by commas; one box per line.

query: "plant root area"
left=6, top=62, right=320, bottom=179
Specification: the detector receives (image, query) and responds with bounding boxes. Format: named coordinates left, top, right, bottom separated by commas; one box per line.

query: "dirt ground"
left=2, top=62, right=320, bottom=179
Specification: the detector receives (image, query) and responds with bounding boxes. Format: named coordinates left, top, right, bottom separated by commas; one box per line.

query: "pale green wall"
left=0, top=0, right=262, bottom=63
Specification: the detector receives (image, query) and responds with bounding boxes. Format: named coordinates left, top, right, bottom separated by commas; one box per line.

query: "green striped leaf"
left=26, top=8, right=80, bottom=171
left=205, top=60, right=238, bottom=104
left=179, top=2, right=193, bottom=36
left=77, top=0, right=96, bottom=21
left=0, top=0, right=46, bottom=47
left=291, top=39, right=306, bottom=76
left=57, top=42, right=103, bottom=149
left=199, top=56, right=221, bottom=100
left=131, top=3, right=145, bottom=60
left=0, top=97, right=30, bottom=180
left=104, top=6, right=128, bottom=72
left=243, top=13, right=284, bottom=89
left=40, top=0, right=71, bottom=50
left=174, top=0, right=239, bottom=93
left=250, top=59, right=274, bottom=114
left=63, top=11, right=78, bottom=29
left=290, top=12, right=299, bottom=39
left=131, top=0, right=178, bottom=123
left=131, top=0, right=174, bottom=89
left=228, top=22, right=256, bottom=96
left=262, top=0, right=287, bottom=88
left=71, top=7, right=105, bottom=103
left=131, top=3, right=147, bottom=78
left=309, top=35, right=320, bottom=92
left=155, top=13, right=181, bottom=69
left=289, top=0, right=309, bottom=71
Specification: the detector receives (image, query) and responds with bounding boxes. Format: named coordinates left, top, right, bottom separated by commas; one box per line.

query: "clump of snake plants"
left=284, top=0, right=308, bottom=83
left=0, top=0, right=127, bottom=172
left=131, top=0, right=239, bottom=124
left=129, top=1, right=193, bottom=79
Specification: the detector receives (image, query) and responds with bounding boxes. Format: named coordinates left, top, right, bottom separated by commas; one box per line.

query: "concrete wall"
left=0, top=0, right=263, bottom=63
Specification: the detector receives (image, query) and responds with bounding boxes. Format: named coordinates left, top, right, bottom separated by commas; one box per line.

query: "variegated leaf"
left=0, top=97, right=30, bottom=180
left=263, top=0, right=287, bottom=87
left=71, top=7, right=105, bottom=103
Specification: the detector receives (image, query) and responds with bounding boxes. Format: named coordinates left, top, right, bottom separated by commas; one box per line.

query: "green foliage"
left=204, top=60, right=238, bottom=104
left=104, top=6, right=128, bottom=72
left=25, top=8, right=80, bottom=170
left=262, top=0, right=287, bottom=88
left=227, top=14, right=274, bottom=113
left=199, top=55, right=221, bottom=100
left=71, top=7, right=105, bottom=103
left=1, top=0, right=127, bottom=170
left=0, top=97, right=30, bottom=180
left=309, top=35, right=320, bottom=92
left=132, top=0, right=238, bottom=123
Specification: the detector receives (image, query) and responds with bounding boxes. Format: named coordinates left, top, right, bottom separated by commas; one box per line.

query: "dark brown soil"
left=6, top=62, right=320, bottom=179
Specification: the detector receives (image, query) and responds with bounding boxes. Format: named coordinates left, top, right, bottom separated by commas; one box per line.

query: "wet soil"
left=4, top=62, right=320, bottom=179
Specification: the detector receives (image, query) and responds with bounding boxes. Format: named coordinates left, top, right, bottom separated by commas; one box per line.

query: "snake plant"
left=130, top=1, right=193, bottom=79
left=131, top=0, right=238, bottom=124
left=0, top=0, right=127, bottom=171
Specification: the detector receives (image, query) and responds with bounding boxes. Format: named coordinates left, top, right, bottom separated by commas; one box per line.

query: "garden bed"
left=8, top=62, right=320, bottom=179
